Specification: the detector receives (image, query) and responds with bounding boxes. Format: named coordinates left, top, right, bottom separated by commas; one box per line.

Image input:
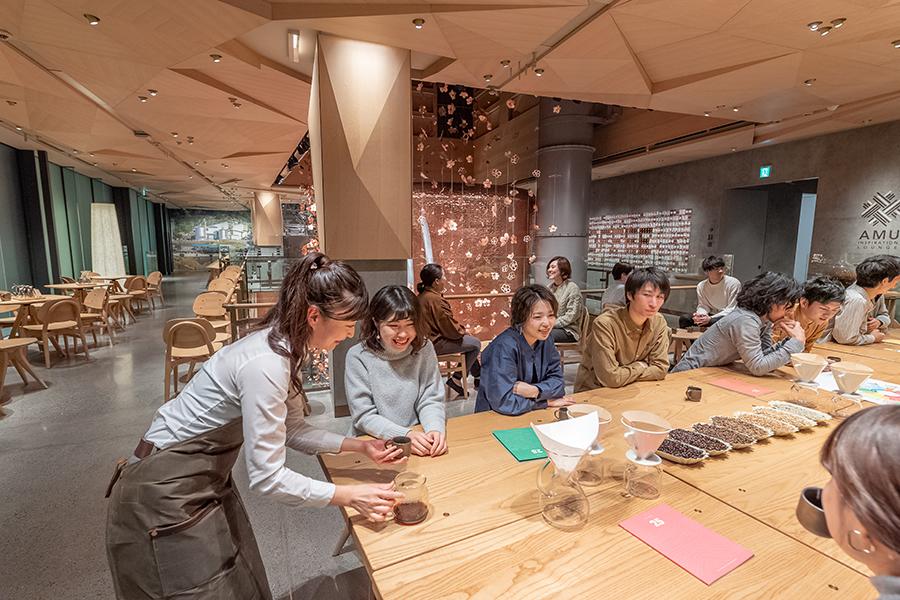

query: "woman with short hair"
left=813, top=405, right=900, bottom=599
left=345, top=285, right=447, bottom=457
left=475, top=284, right=574, bottom=415
left=546, top=255, right=584, bottom=343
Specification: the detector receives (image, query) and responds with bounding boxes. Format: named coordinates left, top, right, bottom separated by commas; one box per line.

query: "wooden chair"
left=60, top=276, right=76, bottom=284
left=193, top=292, right=231, bottom=334
left=671, top=328, right=703, bottom=363
left=221, top=265, right=242, bottom=282
left=437, top=353, right=468, bottom=399
left=80, top=288, right=115, bottom=347
left=1, top=303, right=21, bottom=338
left=163, top=318, right=222, bottom=401
left=146, top=271, right=165, bottom=308
left=0, top=337, right=47, bottom=398
left=207, top=276, right=235, bottom=300
left=557, top=307, right=592, bottom=366
left=125, top=276, right=151, bottom=313
left=20, top=298, right=91, bottom=368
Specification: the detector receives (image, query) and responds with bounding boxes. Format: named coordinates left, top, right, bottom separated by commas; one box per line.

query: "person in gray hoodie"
left=345, top=285, right=447, bottom=457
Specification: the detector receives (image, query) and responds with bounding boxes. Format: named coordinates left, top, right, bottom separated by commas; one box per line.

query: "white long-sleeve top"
left=695, top=275, right=741, bottom=318
left=143, top=328, right=344, bottom=507
left=828, top=284, right=889, bottom=346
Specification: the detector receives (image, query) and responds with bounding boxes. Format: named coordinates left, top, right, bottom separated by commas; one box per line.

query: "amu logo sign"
left=861, top=191, right=900, bottom=227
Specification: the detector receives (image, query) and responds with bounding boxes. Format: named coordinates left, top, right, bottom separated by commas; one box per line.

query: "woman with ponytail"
left=106, top=253, right=404, bottom=600
left=416, top=263, right=481, bottom=396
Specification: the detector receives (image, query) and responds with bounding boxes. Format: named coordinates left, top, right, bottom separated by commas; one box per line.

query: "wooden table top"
left=815, top=332, right=900, bottom=364
left=45, top=282, right=107, bottom=290
left=321, top=355, right=898, bottom=598
left=0, top=294, right=70, bottom=308
left=372, top=475, right=873, bottom=600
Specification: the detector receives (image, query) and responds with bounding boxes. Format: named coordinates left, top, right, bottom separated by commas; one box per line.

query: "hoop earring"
left=847, top=529, right=875, bottom=555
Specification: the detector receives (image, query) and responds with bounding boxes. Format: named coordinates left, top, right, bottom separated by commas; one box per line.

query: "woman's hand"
left=408, top=431, right=434, bottom=456
left=362, top=439, right=406, bottom=464
left=330, top=483, right=403, bottom=522
left=426, top=431, right=448, bottom=456
left=778, top=319, right=806, bottom=344
left=547, top=396, right=576, bottom=408
left=513, top=381, right=540, bottom=399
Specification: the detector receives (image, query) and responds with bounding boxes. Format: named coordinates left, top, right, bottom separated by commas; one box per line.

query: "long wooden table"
left=320, top=352, right=899, bottom=599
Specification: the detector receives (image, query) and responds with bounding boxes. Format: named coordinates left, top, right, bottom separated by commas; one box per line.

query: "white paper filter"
left=531, top=412, right=599, bottom=473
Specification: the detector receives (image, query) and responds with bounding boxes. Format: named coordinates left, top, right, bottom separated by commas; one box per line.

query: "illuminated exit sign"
left=759, top=165, right=772, bottom=179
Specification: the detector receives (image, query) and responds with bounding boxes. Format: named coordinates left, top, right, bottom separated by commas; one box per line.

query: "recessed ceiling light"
left=233, top=102, right=241, bottom=108
left=819, top=26, right=832, bottom=36
left=73, top=150, right=78, bottom=154
left=893, top=40, right=900, bottom=48
left=831, top=18, right=846, bottom=28
left=6, top=100, right=16, bottom=106
left=732, top=106, right=740, bottom=112
left=412, top=18, right=425, bottom=29
left=15, top=125, right=22, bottom=131
left=171, top=132, right=178, bottom=138
left=148, top=89, right=158, bottom=96
left=807, top=21, right=822, bottom=31
left=84, top=14, right=100, bottom=26
left=731, top=147, right=737, bottom=152
left=500, top=59, right=510, bottom=68
left=138, top=96, right=148, bottom=102
left=89, top=153, right=94, bottom=157
left=131, top=168, right=137, bottom=172
left=0, top=29, right=11, bottom=40
left=803, top=78, right=816, bottom=86
left=210, top=54, right=222, bottom=63
left=483, top=74, right=492, bottom=82
left=535, top=68, right=544, bottom=77
left=703, top=111, right=710, bottom=117
left=228, top=96, right=236, bottom=103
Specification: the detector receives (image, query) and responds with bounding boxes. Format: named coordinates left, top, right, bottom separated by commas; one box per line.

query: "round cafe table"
left=45, top=282, right=108, bottom=303
left=0, top=294, right=71, bottom=339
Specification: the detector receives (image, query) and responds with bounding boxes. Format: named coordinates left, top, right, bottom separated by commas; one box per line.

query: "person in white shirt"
left=828, top=254, right=900, bottom=346
left=600, top=261, right=633, bottom=312
left=106, top=253, right=404, bottom=600
left=679, top=255, right=741, bottom=328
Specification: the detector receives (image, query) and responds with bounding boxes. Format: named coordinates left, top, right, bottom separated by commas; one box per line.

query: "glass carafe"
left=537, top=451, right=590, bottom=531
left=624, top=458, right=662, bottom=499
left=393, top=472, right=429, bottom=525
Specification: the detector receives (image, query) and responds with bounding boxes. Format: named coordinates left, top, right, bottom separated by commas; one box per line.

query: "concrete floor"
left=0, top=272, right=578, bottom=599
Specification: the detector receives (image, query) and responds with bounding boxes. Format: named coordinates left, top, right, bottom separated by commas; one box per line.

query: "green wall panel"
left=62, top=168, right=84, bottom=275
left=48, top=163, right=74, bottom=279
left=92, top=180, right=113, bottom=203
left=75, top=173, right=93, bottom=268
left=0, top=144, right=31, bottom=289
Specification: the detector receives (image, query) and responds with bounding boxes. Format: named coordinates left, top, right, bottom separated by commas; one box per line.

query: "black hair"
left=510, top=284, right=558, bottom=327
left=416, top=263, right=443, bottom=294
left=611, top=262, right=634, bottom=280
left=736, top=272, right=802, bottom=316
left=802, top=277, right=846, bottom=305
left=361, top=285, right=426, bottom=353
left=258, top=252, right=368, bottom=392
left=855, top=255, right=900, bottom=289
left=624, top=267, right=671, bottom=302
left=547, top=256, right=572, bottom=280
left=702, top=255, right=726, bottom=272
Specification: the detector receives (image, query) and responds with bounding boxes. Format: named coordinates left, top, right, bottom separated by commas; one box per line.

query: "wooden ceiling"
left=3, top=0, right=900, bottom=208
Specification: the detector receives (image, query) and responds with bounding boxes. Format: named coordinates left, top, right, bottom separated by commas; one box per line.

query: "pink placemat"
left=708, top=377, right=774, bottom=397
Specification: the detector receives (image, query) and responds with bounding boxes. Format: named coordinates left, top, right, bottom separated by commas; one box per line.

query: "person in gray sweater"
left=672, top=272, right=806, bottom=376
left=345, top=285, right=447, bottom=456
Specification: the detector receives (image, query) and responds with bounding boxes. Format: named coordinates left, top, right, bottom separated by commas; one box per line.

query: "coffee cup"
left=385, top=436, right=412, bottom=458
left=796, top=486, right=831, bottom=538
left=685, top=386, right=702, bottom=402
left=553, top=407, right=570, bottom=421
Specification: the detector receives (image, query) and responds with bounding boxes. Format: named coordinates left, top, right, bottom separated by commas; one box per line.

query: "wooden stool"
left=671, top=329, right=703, bottom=363
left=0, top=337, right=48, bottom=398
left=437, top=352, right=468, bottom=399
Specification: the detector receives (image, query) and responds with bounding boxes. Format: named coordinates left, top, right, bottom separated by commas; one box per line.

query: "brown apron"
left=106, top=419, right=272, bottom=599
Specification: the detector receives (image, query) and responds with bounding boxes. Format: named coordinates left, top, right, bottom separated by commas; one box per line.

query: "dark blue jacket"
left=474, top=326, right=565, bottom=415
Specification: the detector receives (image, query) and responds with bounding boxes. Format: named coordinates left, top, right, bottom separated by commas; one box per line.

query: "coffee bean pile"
left=669, top=428, right=731, bottom=455
left=753, top=406, right=816, bottom=430
left=710, top=415, right=773, bottom=440
left=692, top=423, right=756, bottom=449
left=657, top=438, right=708, bottom=464
left=768, top=401, right=832, bottom=423
left=735, top=412, right=798, bottom=436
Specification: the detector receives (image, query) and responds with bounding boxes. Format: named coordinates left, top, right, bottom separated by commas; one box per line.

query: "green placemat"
left=492, top=427, right=547, bottom=462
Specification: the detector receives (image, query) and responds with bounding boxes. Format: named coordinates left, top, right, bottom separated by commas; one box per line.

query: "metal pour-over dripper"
left=621, top=410, right=672, bottom=466
left=791, top=353, right=828, bottom=385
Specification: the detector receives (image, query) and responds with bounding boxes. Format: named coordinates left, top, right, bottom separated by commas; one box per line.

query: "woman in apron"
left=106, top=253, right=404, bottom=599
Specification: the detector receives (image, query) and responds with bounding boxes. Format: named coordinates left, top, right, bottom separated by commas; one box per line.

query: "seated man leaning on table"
left=574, top=267, right=672, bottom=391
left=827, top=254, right=900, bottom=346
left=671, top=272, right=806, bottom=376
left=771, top=276, right=845, bottom=352
left=475, top=285, right=572, bottom=416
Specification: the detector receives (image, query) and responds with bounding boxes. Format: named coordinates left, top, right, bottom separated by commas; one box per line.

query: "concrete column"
left=308, top=34, right=412, bottom=415
left=251, top=191, right=283, bottom=247
left=534, top=99, right=595, bottom=289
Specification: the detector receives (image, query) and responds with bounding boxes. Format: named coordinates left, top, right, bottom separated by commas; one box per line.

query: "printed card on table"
left=620, top=504, right=754, bottom=585
left=708, top=377, right=774, bottom=397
